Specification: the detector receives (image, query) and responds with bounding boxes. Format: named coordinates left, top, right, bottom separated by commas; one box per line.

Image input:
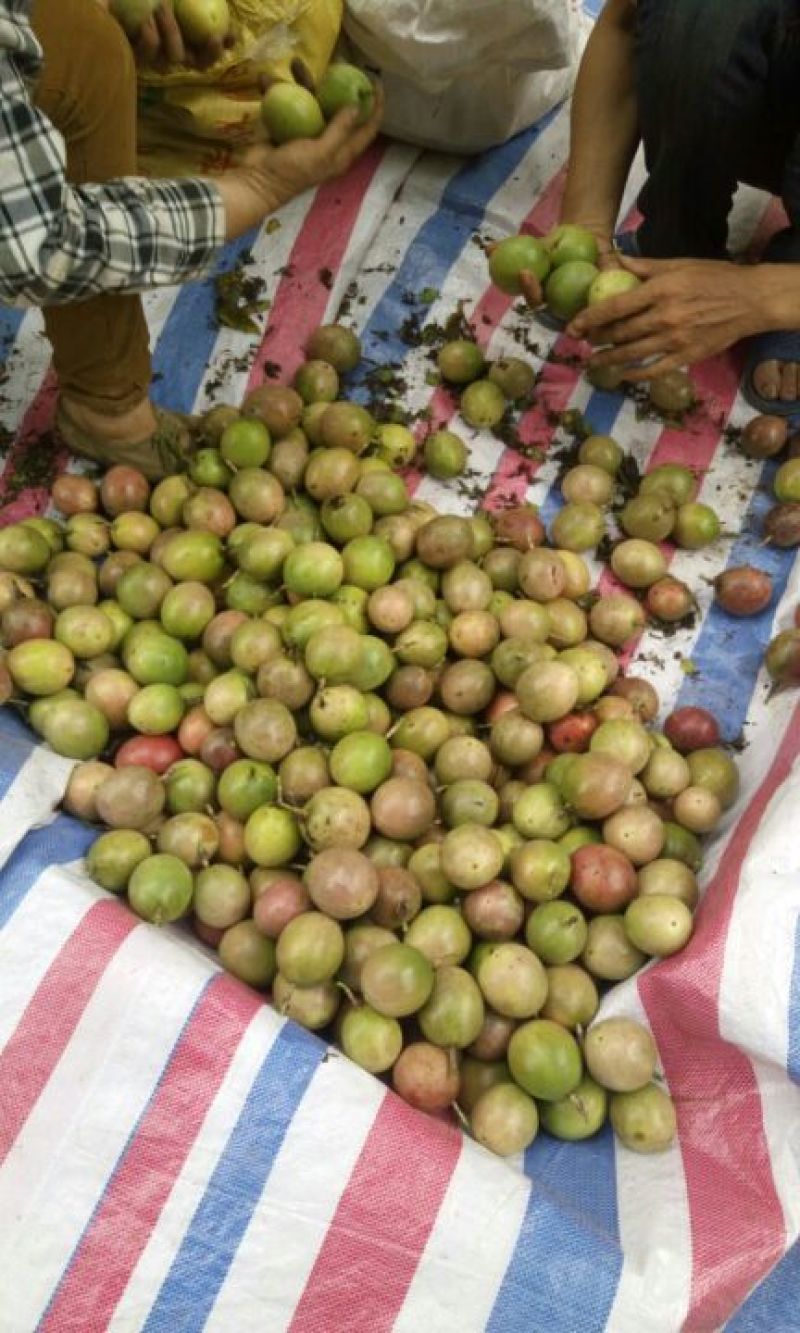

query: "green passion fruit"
left=489, top=235, right=550, bottom=294
left=317, top=62, right=375, bottom=124
left=261, top=82, right=325, bottom=144
left=545, top=261, right=599, bottom=321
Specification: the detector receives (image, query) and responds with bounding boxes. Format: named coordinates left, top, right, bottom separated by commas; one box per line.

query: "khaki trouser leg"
left=32, top=0, right=152, bottom=414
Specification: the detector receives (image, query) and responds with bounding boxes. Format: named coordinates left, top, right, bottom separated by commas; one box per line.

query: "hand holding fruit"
left=216, top=86, right=384, bottom=240
left=260, top=62, right=379, bottom=145
left=567, top=255, right=776, bottom=382
left=111, top=0, right=233, bottom=70
left=488, top=225, right=641, bottom=324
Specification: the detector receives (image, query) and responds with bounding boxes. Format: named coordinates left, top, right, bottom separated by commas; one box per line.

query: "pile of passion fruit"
left=0, top=298, right=793, bottom=1159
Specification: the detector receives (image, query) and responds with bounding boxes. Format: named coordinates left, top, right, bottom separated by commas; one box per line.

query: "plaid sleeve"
left=0, top=13, right=226, bottom=307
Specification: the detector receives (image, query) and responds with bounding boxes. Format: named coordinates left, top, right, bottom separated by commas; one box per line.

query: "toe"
left=752, top=359, right=782, bottom=401
left=779, top=360, right=799, bottom=403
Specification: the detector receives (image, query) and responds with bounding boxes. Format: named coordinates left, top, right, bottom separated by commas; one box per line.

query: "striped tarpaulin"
left=1, top=55, right=800, bottom=1332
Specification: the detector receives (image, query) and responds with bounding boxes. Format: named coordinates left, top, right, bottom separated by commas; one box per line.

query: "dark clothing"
left=634, top=0, right=800, bottom=257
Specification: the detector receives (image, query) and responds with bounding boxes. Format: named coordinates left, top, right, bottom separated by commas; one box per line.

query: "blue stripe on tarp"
left=0, top=812, right=96, bottom=929
left=0, top=709, right=40, bottom=802
left=525, top=1120, right=619, bottom=1240
left=142, top=1020, right=324, bottom=1333
left=149, top=230, right=258, bottom=414
left=581, top=387, right=629, bottom=438
left=346, top=111, right=562, bottom=402
left=539, top=488, right=564, bottom=532
left=672, top=459, right=799, bottom=739
left=0, top=306, right=25, bottom=357
left=488, top=1123, right=621, bottom=1333
left=788, top=915, right=800, bottom=1084
left=725, top=1240, right=800, bottom=1330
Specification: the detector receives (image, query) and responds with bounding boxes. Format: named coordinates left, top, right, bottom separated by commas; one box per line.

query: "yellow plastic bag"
left=137, top=0, right=343, bottom=176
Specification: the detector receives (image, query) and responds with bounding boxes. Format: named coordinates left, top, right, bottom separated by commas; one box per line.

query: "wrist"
left=749, top=262, right=800, bottom=334
left=215, top=169, right=277, bottom=242
left=558, top=204, right=616, bottom=249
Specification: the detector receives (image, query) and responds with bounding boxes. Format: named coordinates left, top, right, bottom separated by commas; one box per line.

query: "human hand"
left=216, top=87, right=384, bottom=240
left=127, top=1, right=232, bottom=70
left=567, top=255, right=770, bottom=381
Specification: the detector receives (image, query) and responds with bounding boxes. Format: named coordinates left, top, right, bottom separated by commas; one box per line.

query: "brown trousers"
left=31, top=0, right=151, bottom=414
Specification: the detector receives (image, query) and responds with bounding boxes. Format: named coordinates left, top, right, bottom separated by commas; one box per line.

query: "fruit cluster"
left=0, top=318, right=761, bottom=1159
left=488, top=225, right=640, bottom=323
left=261, top=63, right=376, bottom=145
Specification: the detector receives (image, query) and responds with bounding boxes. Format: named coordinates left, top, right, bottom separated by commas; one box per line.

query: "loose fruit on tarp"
left=2, top=330, right=738, bottom=1161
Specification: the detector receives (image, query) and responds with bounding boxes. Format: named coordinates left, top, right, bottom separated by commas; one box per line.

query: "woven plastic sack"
left=136, top=0, right=343, bottom=176
left=342, top=0, right=589, bottom=153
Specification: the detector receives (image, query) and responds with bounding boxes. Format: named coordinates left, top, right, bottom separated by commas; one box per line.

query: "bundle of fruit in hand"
left=488, top=224, right=641, bottom=324
left=261, top=61, right=376, bottom=144
left=111, top=0, right=232, bottom=45
left=3, top=296, right=795, bottom=1161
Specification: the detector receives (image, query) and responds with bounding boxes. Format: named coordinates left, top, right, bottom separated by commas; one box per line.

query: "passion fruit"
left=128, top=853, right=193, bottom=924
left=361, top=942, right=434, bottom=1017
left=507, top=1018, right=583, bottom=1101
left=471, top=1082, right=539, bottom=1156
left=305, top=323, right=361, bottom=373
left=584, top=1017, right=657, bottom=1093
left=489, top=235, right=550, bottom=294
left=609, top=1083, right=677, bottom=1153
left=86, top=828, right=151, bottom=892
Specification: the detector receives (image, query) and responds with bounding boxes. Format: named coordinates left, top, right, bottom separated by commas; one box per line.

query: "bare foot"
left=752, top=359, right=800, bottom=404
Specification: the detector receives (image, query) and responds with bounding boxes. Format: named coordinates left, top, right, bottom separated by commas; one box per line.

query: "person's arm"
left=560, top=0, right=640, bottom=252
left=0, top=13, right=381, bottom=307
left=566, top=252, right=800, bottom=381
left=214, top=100, right=383, bottom=242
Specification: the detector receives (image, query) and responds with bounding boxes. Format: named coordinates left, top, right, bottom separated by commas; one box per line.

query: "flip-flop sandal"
left=55, top=402, right=197, bottom=481
left=741, top=328, right=800, bottom=417
left=740, top=227, right=800, bottom=417
left=613, top=229, right=640, bottom=259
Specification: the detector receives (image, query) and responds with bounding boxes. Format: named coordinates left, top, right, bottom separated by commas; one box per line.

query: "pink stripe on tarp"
left=289, top=1093, right=462, bottom=1333
left=745, top=197, right=788, bottom=261
left=0, top=899, right=135, bottom=1166
left=483, top=334, right=589, bottom=512
left=645, top=353, right=742, bottom=473
left=246, top=141, right=387, bottom=392
left=640, top=704, right=800, bottom=1331
left=40, top=974, right=262, bottom=1333
left=0, top=368, right=67, bottom=523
